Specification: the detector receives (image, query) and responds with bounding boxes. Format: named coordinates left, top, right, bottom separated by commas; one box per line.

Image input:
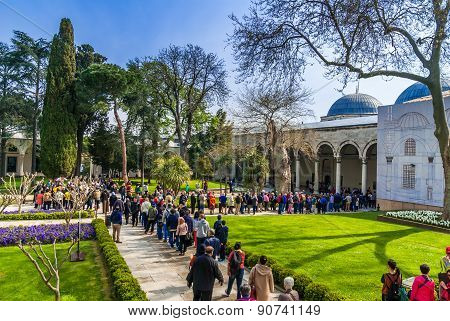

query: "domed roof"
left=398, top=112, right=430, bottom=129
left=327, top=93, right=381, bottom=117
left=395, top=81, right=450, bottom=104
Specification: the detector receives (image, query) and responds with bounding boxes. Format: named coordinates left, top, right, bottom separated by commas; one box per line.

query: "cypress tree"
left=41, top=18, right=77, bottom=177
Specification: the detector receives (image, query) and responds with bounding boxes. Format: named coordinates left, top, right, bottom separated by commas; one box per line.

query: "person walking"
left=410, top=264, right=435, bottom=301
left=190, top=192, right=197, bottom=214
left=111, top=199, right=124, bottom=243
left=187, top=245, right=224, bottom=301
left=225, top=242, right=245, bottom=299
left=176, top=217, right=188, bottom=255
left=381, top=259, right=402, bottom=301
left=278, top=277, right=300, bottom=301
left=145, top=203, right=157, bottom=235
left=217, top=220, right=229, bottom=261
left=140, top=197, right=151, bottom=231
left=167, top=208, right=180, bottom=248
left=248, top=256, right=274, bottom=301
left=196, top=213, right=210, bottom=253
left=204, top=230, right=221, bottom=260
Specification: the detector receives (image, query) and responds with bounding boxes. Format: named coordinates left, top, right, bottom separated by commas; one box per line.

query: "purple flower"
left=0, top=223, right=96, bottom=246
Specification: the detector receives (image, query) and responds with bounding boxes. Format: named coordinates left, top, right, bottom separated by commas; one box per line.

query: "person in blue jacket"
left=204, top=230, right=221, bottom=260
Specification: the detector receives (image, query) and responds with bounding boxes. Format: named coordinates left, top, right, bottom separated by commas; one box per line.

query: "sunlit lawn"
left=208, top=212, right=449, bottom=300
left=0, top=241, right=112, bottom=301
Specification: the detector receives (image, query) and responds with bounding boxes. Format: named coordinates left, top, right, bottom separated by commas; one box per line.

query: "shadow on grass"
left=243, top=227, right=419, bottom=277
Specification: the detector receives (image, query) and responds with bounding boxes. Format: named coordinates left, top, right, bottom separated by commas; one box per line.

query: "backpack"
left=386, top=273, right=401, bottom=301
left=230, top=251, right=242, bottom=276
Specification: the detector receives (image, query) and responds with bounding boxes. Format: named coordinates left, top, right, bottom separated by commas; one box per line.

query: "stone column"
left=17, top=154, right=25, bottom=176
left=335, top=156, right=341, bottom=193
left=314, top=160, right=319, bottom=193
left=361, top=157, right=367, bottom=194
left=295, top=157, right=301, bottom=190
left=231, top=158, right=236, bottom=179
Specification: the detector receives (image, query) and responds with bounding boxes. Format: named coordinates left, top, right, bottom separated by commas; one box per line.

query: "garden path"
left=111, top=223, right=281, bottom=301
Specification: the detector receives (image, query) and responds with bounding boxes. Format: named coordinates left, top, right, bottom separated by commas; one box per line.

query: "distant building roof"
left=395, top=81, right=450, bottom=104
left=326, top=93, right=381, bottom=117
left=300, top=115, right=378, bottom=129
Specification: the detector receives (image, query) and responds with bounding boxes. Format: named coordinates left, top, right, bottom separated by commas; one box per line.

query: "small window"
left=404, top=138, right=416, bottom=156
left=402, top=164, right=415, bottom=189
left=7, top=145, right=18, bottom=153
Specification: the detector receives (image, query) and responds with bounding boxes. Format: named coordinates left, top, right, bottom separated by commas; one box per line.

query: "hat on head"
left=446, top=246, right=450, bottom=254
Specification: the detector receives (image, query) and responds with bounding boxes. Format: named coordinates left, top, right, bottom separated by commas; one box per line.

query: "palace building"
left=232, top=82, right=450, bottom=211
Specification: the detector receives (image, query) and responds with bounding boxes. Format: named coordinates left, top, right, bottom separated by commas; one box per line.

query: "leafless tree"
left=152, top=44, right=229, bottom=160
left=18, top=238, right=76, bottom=301
left=0, top=194, right=14, bottom=214
left=230, top=0, right=450, bottom=218
left=51, top=177, right=95, bottom=226
left=233, top=83, right=313, bottom=191
left=1, top=172, right=39, bottom=214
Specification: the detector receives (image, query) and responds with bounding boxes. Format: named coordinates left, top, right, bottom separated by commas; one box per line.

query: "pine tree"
left=40, top=18, right=77, bottom=177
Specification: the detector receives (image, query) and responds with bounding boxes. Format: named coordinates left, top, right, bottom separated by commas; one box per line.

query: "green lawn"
left=0, top=241, right=112, bottom=301
left=208, top=212, right=449, bottom=300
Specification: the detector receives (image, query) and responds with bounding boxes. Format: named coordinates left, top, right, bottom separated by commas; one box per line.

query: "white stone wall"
left=377, top=97, right=449, bottom=208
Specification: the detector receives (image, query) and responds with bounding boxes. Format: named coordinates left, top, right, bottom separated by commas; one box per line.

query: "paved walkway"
left=110, top=223, right=281, bottom=301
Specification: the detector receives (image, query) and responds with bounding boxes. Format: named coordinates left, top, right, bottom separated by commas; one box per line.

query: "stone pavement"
left=110, top=223, right=281, bottom=301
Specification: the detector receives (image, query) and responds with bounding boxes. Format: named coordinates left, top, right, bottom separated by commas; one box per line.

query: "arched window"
left=404, top=138, right=416, bottom=156
left=402, top=164, right=415, bottom=189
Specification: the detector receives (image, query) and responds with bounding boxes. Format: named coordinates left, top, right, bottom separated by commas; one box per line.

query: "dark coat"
left=186, top=254, right=223, bottom=291
left=216, top=225, right=228, bottom=244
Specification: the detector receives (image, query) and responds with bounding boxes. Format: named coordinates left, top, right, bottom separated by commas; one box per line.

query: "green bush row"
left=0, top=210, right=95, bottom=221
left=225, top=244, right=345, bottom=301
left=91, top=219, right=147, bottom=301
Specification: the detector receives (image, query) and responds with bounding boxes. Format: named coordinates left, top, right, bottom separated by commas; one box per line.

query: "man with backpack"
left=381, top=259, right=402, bottom=301
left=410, top=264, right=436, bottom=301
left=145, top=203, right=157, bottom=235
left=225, top=242, right=246, bottom=299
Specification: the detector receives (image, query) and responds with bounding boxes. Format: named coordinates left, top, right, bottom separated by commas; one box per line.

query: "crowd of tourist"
left=29, top=176, right=449, bottom=301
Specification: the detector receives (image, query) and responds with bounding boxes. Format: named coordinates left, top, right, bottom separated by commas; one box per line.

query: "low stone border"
left=377, top=215, right=450, bottom=234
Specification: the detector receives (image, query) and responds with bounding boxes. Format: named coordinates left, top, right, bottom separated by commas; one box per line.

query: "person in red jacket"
left=410, top=264, right=435, bottom=301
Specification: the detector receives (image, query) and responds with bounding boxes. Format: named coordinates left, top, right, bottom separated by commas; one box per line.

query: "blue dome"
left=327, top=93, right=381, bottom=117
left=395, top=81, right=450, bottom=104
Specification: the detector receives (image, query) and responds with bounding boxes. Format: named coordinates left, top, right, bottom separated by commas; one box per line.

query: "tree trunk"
left=443, top=148, right=450, bottom=220
left=0, top=126, right=5, bottom=177
left=429, top=78, right=450, bottom=220
left=74, top=123, right=84, bottom=176
left=141, top=138, right=145, bottom=186
left=31, top=61, right=41, bottom=173
left=31, top=115, right=38, bottom=173
left=113, top=100, right=128, bottom=183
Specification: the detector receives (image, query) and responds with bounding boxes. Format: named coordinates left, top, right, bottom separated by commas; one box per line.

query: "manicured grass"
left=0, top=240, right=112, bottom=301
left=208, top=212, right=449, bottom=300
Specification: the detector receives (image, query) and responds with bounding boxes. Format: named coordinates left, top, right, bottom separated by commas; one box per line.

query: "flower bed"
left=384, top=211, right=450, bottom=229
left=0, top=223, right=95, bottom=246
left=0, top=210, right=95, bottom=221
left=2, top=209, right=61, bottom=215
left=91, top=219, right=147, bottom=301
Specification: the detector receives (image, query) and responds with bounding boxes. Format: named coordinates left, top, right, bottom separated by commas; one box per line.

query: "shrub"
left=304, top=283, right=344, bottom=301
left=225, top=242, right=344, bottom=300
left=91, top=219, right=147, bottom=301
left=0, top=210, right=95, bottom=221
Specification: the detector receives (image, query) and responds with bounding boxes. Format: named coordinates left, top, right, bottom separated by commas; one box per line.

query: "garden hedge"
left=91, top=219, right=147, bottom=301
left=225, top=244, right=345, bottom=301
left=0, top=210, right=95, bottom=221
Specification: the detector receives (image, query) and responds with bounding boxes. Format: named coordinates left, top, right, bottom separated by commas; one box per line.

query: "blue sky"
left=0, top=0, right=415, bottom=120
